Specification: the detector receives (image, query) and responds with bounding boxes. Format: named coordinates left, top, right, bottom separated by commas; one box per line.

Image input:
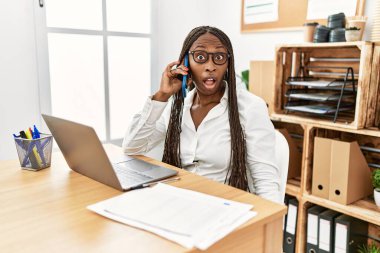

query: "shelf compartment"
left=309, top=127, right=380, bottom=175
left=303, top=126, right=380, bottom=210
left=273, top=121, right=305, bottom=182
left=274, top=42, right=377, bottom=129
left=303, top=194, right=380, bottom=226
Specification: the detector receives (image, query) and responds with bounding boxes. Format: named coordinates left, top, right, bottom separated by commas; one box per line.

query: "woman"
left=123, top=26, right=280, bottom=203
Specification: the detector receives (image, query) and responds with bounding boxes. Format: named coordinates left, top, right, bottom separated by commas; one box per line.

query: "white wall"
left=153, top=0, right=211, bottom=92
left=155, top=0, right=376, bottom=86
left=0, top=0, right=377, bottom=160
left=0, top=0, right=40, bottom=160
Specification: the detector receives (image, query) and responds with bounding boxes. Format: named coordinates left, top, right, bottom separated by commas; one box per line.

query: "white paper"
left=307, top=0, right=357, bottom=20
left=285, top=204, right=297, bottom=234
left=244, top=0, right=279, bottom=24
left=307, top=214, right=318, bottom=244
left=287, top=93, right=342, bottom=101
left=319, top=219, right=331, bottom=251
left=334, top=223, right=348, bottom=253
left=87, top=183, right=257, bottom=250
left=287, top=80, right=344, bottom=87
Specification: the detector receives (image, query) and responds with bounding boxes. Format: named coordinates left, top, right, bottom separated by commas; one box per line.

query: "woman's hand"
left=152, top=61, right=190, bottom=102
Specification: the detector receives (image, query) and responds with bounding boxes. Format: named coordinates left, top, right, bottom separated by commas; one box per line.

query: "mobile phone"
left=181, top=54, right=189, bottom=98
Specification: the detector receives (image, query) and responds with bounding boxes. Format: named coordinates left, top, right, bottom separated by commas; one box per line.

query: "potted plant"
left=372, top=169, right=380, bottom=207
left=357, top=243, right=380, bottom=253
left=345, top=26, right=361, bottom=41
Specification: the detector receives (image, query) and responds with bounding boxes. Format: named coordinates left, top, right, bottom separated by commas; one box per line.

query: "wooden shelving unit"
left=285, top=182, right=301, bottom=198
left=274, top=41, right=377, bottom=129
left=271, top=42, right=380, bottom=253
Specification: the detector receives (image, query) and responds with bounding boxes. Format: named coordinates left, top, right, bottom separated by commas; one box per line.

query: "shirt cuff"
left=145, top=96, right=168, bottom=124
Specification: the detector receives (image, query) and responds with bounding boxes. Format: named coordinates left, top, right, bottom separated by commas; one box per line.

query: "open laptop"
left=42, top=114, right=177, bottom=191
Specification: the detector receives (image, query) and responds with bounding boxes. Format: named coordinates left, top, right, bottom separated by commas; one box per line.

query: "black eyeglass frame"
left=188, top=50, right=230, bottom=65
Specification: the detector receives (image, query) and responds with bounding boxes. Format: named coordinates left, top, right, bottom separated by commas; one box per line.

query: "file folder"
left=334, top=214, right=368, bottom=253
left=312, top=137, right=372, bottom=204
left=283, top=194, right=292, bottom=231
left=306, top=205, right=326, bottom=253
left=329, top=140, right=372, bottom=205
left=283, top=198, right=298, bottom=253
left=318, top=209, right=340, bottom=253
left=312, top=137, right=332, bottom=199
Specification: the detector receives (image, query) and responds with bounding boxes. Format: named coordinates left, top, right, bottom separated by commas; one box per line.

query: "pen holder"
left=14, top=134, right=53, bottom=171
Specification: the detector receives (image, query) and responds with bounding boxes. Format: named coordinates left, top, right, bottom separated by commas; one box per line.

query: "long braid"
left=162, top=26, right=249, bottom=191
left=162, top=28, right=206, bottom=167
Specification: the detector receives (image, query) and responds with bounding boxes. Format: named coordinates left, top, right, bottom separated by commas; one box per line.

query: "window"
left=35, top=0, right=152, bottom=144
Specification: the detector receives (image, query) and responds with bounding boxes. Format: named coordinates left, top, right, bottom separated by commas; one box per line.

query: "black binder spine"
left=306, top=205, right=326, bottom=253
left=283, top=197, right=298, bottom=253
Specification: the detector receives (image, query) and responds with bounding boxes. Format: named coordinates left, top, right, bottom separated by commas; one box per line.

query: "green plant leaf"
left=357, top=243, right=380, bottom=253
left=241, top=70, right=249, bottom=90
left=372, top=169, right=380, bottom=189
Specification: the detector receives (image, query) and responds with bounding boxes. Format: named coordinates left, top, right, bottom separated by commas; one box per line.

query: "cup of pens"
left=14, top=126, right=53, bottom=171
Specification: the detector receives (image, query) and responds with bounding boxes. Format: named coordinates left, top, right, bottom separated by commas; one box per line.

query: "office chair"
left=274, top=130, right=290, bottom=203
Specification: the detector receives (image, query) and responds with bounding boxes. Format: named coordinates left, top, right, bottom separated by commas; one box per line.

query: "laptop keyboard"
left=113, top=164, right=154, bottom=187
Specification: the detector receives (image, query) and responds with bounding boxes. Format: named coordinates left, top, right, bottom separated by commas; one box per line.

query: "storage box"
left=14, top=134, right=53, bottom=171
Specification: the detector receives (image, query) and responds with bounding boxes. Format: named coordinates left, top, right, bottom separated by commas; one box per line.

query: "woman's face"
left=188, top=33, right=228, bottom=96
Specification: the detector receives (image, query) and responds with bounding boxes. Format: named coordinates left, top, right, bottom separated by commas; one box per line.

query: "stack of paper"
left=88, top=183, right=257, bottom=250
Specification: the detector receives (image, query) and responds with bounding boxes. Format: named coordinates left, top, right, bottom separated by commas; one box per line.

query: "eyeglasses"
left=189, top=50, right=230, bottom=65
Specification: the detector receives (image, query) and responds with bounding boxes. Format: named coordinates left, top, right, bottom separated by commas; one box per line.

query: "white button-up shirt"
left=123, top=85, right=281, bottom=203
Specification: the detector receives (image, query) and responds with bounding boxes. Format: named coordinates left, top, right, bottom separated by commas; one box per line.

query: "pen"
left=128, top=177, right=181, bottom=191
left=31, top=125, right=47, bottom=165
left=33, top=125, right=41, bottom=139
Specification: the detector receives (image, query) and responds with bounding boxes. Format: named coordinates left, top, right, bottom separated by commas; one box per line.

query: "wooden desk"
left=0, top=145, right=286, bottom=253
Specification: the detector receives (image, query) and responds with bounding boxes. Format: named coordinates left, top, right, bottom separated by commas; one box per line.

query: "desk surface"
left=0, top=145, right=286, bottom=253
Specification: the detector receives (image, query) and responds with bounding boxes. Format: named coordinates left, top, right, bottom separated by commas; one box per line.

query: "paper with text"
left=88, top=183, right=257, bottom=250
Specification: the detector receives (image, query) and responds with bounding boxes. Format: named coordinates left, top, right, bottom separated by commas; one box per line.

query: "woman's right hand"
left=152, top=60, right=189, bottom=102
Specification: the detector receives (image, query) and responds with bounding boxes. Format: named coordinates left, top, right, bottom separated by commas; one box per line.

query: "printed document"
left=88, top=183, right=257, bottom=250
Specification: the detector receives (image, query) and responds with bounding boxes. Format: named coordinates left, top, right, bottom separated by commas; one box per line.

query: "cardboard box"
left=312, top=137, right=372, bottom=205
left=329, top=140, right=373, bottom=205
left=312, top=137, right=332, bottom=199
left=249, top=61, right=275, bottom=114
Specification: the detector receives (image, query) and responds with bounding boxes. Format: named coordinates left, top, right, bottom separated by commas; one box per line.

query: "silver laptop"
left=42, top=114, right=177, bottom=191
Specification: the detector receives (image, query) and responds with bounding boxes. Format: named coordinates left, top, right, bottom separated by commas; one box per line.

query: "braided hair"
left=162, top=26, right=249, bottom=191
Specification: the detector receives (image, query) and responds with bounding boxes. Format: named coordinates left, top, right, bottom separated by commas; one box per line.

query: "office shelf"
left=276, top=122, right=380, bottom=253
left=271, top=42, right=380, bottom=253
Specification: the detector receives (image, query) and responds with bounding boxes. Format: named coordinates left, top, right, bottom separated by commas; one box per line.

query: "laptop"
left=42, top=114, right=178, bottom=191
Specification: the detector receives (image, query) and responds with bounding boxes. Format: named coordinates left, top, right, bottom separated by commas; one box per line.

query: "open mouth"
left=202, top=77, right=217, bottom=89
